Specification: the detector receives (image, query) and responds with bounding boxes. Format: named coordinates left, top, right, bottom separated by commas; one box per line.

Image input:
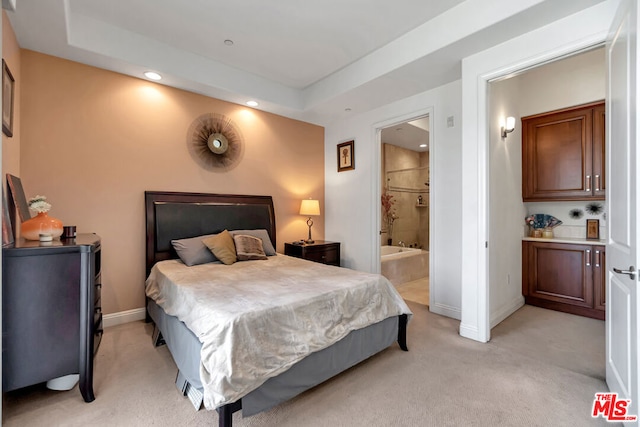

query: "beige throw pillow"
left=202, top=230, right=237, bottom=265
left=233, top=234, right=268, bottom=261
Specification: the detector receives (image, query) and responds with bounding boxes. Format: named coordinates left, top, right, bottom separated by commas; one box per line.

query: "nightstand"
left=284, top=240, right=340, bottom=266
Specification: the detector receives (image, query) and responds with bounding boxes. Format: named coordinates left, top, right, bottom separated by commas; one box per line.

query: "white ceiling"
left=382, top=118, right=429, bottom=152
left=7, top=0, right=606, bottom=126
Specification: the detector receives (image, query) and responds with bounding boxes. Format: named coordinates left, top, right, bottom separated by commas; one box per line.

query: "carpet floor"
left=2, top=302, right=614, bottom=426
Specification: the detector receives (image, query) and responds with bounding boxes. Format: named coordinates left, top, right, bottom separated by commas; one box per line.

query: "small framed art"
left=586, top=219, right=600, bottom=240
left=2, top=59, right=15, bottom=137
left=337, top=140, right=355, bottom=172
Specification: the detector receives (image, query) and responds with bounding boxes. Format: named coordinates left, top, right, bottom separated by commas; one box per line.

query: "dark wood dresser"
left=284, top=240, right=340, bottom=266
left=2, top=233, right=102, bottom=401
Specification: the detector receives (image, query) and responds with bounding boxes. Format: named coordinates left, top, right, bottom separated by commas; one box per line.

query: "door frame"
left=460, top=7, right=614, bottom=342
left=373, top=107, right=434, bottom=307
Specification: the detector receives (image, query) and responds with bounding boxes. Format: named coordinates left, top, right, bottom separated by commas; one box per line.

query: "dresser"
left=2, top=234, right=102, bottom=401
left=284, top=241, right=340, bottom=266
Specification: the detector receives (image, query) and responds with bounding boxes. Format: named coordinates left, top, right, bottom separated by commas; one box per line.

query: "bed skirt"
left=147, top=299, right=399, bottom=417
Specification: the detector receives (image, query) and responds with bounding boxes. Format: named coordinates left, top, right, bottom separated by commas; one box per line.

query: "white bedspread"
left=145, top=254, right=412, bottom=410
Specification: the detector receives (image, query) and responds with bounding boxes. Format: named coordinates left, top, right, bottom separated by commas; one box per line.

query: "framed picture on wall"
left=337, top=140, right=355, bottom=172
left=2, top=59, right=15, bottom=137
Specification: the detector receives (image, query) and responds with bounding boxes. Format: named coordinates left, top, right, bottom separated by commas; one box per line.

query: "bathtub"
left=381, top=245, right=421, bottom=258
left=380, top=245, right=429, bottom=286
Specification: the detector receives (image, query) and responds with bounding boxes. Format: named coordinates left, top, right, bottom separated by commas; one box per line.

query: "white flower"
left=28, top=195, right=52, bottom=213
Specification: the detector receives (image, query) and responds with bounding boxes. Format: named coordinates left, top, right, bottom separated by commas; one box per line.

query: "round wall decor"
left=187, top=113, right=244, bottom=171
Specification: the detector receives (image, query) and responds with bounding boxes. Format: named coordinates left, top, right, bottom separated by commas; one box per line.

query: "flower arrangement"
left=28, top=195, right=52, bottom=214
left=381, top=191, right=399, bottom=236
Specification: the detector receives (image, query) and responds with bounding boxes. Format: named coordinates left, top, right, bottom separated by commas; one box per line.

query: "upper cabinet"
left=522, top=101, right=605, bottom=201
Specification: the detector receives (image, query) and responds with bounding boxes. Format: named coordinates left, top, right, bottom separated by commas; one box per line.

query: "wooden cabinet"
left=522, top=240, right=604, bottom=320
left=284, top=241, right=340, bottom=266
left=2, top=234, right=102, bottom=401
left=522, top=101, right=605, bottom=201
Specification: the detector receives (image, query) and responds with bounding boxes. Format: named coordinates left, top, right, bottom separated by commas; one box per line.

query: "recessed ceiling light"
left=419, top=144, right=427, bottom=148
left=224, top=39, right=234, bottom=46
left=246, top=100, right=259, bottom=107
left=144, top=71, right=162, bottom=81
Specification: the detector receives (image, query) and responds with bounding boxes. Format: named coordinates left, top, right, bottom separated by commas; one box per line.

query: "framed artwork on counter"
left=586, top=219, right=600, bottom=240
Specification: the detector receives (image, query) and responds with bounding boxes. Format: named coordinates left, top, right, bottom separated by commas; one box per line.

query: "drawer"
left=94, top=307, right=102, bottom=328
left=305, top=247, right=339, bottom=265
left=94, top=282, right=101, bottom=306
left=93, top=316, right=103, bottom=356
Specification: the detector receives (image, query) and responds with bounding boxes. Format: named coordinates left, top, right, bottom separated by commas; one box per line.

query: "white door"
left=606, top=0, right=639, bottom=424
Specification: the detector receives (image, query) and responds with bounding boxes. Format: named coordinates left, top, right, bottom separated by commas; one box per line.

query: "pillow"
left=229, top=229, right=276, bottom=256
left=233, top=234, right=268, bottom=261
left=202, top=230, right=237, bottom=265
left=171, top=234, right=218, bottom=266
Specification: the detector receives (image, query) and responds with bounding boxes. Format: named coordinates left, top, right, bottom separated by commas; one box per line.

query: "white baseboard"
left=490, top=296, right=525, bottom=329
left=459, top=322, right=480, bottom=340
left=103, top=308, right=146, bottom=328
left=430, top=302, right=461, bottom=320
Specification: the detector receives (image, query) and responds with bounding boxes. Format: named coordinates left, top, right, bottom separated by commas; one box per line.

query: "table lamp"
left=299, top=199, right=320, bottom=244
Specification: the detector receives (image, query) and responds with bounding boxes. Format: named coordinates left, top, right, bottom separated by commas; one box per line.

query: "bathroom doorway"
left=380, top=115, right=430, bottom=306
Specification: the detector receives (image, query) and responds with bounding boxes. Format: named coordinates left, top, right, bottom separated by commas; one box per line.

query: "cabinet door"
left=592, top=103, right=606, bottom=198
left=522, top=105, right=594, bottom=201
left=2, top=252, right=81, bottom=391
left=522, top=102, right=605, bottom=201
left=523, top=241, right=594, bottom=308
left=593, top=246, right=606, bottom=311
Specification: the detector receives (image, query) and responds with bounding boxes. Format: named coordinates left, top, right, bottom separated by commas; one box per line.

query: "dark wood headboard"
left=145, top=191, right=276, bottom=276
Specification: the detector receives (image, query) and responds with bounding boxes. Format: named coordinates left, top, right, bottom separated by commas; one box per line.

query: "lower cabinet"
left=522, top=241, right=605, bottom=320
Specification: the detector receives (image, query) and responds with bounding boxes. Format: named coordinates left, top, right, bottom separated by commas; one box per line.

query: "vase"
left=21, top=212, right=64, bottom=241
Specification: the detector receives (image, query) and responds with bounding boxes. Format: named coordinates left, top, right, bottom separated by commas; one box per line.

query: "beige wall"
left=19, top=50, right=325, bottom=314
left=2, top=11, right=20, bottom=179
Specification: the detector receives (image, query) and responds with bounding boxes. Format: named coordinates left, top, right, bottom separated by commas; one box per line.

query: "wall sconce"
left=299, top=199, right=320, bottom=244
left=501, top=116, right=516, bottom=138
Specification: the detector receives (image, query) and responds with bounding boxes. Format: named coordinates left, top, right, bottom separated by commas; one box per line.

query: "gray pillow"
left=229, top=229, right=276, bottom=256
left=171, top=234, right=218, bottom=266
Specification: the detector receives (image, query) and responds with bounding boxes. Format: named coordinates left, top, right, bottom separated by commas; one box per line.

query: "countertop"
left=522, top=236, right=606, bottom=245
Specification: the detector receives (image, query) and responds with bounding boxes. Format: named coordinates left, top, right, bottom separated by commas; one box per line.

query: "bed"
left=144, top=191, right=411, bottom=427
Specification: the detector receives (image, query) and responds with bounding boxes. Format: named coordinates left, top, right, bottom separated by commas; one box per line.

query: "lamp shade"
left=299, top=199, right=320, bottom=216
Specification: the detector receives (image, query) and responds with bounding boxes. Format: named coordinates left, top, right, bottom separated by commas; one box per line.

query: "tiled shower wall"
left=381, top=143, right=429, bottom=249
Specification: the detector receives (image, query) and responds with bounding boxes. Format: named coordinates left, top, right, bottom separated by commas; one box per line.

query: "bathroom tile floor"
left=397, top=277, right=429, bottom=306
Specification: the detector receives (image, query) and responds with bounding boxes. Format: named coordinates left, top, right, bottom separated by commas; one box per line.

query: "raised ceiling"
left=7, top=0, right=605, bottom=126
